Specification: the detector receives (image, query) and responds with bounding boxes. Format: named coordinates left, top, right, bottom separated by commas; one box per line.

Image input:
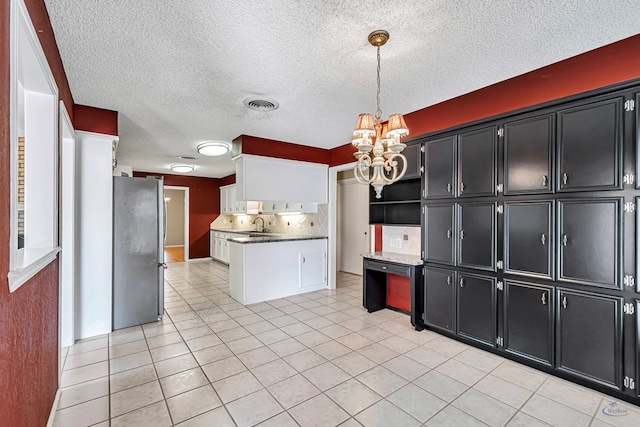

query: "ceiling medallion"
left=352, top=30, right=409, bottom=199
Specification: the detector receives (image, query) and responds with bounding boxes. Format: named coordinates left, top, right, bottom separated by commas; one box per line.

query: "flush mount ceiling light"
left=197, top=141, right=230, bottom=157
left=243, top=96, right=279, bottom=112
left=352, top=30, right=409, bottom=199
left=170, top=164, right=194, bottom=173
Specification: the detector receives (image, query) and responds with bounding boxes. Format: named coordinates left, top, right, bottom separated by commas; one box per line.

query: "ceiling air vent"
left=244, top=97, right=279, bottom=112
left=179, top=155, right=197, bottom=160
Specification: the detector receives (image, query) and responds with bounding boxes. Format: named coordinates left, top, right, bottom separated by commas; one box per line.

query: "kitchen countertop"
left=228, top=234, right=327, bottom=244
left=361, top=251, right=423, bottom=266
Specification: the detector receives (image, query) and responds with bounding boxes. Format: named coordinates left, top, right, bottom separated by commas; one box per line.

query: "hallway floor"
left=54, top=262, right=640, bottom=426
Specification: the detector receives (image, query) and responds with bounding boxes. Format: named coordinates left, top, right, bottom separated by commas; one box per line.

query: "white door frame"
left=59, top=101, right=75, bottom=353
left=164, top=185, right=189, bottom=261
left=328, top=161, right=357, bottom=289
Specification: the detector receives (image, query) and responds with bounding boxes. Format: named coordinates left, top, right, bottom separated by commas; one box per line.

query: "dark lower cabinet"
left=504, top=281, right=554, bottom=366
left=424, top=204, right=455, bottom=265
left=457, top=273, right=496, bottom=347
left=458, top=202, right=496, bottom=271
left=424, top=136, right=456, bottom=199
left=559, top=198, right=622, bottom=289
left=557, top=96, right=623, bottom=192
left=424, top=267, right=455, bottom=332
left=504, top=201, right=553, bottom=279
left=556, top=289, right=623, bottom=390
left=504, top=113, right=554, bottom=195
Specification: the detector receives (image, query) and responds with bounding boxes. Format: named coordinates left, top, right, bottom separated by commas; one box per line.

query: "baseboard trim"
left=187, top=257, right=214, bottom=263
left=46, top=387, right=62, bottom=427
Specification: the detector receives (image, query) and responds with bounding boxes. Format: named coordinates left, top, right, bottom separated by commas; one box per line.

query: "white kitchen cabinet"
left=300, top=251, right=326, bottom=288
left=220, top=185, right=232, bottom=214
left=210, top=233, right=216, bottom=257
left=262, top=201, right=317, bottom=214
left=220, top=184, right=259, bottom=215
left=211, top=231, right=232, bottom=264
left=235, top=154, right=328, bottom=203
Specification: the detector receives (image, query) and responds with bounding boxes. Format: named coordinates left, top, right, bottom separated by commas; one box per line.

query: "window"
left=8, top=0, right=60, bottom=292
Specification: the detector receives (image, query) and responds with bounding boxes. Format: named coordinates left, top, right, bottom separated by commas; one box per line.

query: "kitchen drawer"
left=364, top=259, right=411, bottom=277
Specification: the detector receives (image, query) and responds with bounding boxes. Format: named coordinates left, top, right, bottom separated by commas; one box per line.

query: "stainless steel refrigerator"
left=113, top=176, right=165, bottom=330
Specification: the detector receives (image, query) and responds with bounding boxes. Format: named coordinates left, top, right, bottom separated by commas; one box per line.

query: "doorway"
left=163, top=186, right=189, bottom=262
left=337, top=171, right=370, bottom=275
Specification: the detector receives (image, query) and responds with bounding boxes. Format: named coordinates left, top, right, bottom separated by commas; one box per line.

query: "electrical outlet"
left=389, top=239, right=395, bottom=248
left=396, top=238, right=402, bottom=248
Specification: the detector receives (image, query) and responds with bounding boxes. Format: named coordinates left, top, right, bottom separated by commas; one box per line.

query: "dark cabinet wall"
left=558, top=198, right=622, bottom=289
left=504, top=281, right=554, bottom=366
left=504, top=114, right=554, bottom=194
left=556, top=289, right=623, bottom=390
left=420, top=83, right=639, bottom=405
left=457, top=273, right=496, bottom=347
left=458, top=202, right=496, bottom=271
left=557, top=97, right=623, bottom=192
left=424, top=204, right=455, bottom=265
left=504, top=201, right=553, bottom=279
left=424, top=267, right=455, bottom=332
left=458, top=126, right=497, bottom=197
left=425, top=136, right=456, bottom=199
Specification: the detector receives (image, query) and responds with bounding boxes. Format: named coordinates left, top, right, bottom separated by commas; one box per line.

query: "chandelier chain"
left=375, top=45, right=382, bottom=120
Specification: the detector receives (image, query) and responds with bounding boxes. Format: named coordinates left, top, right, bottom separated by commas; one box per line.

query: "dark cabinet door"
left=424, top=267, right=455, bottom=332
left=504, top=201, right=553, bottom=279
left=557, top=289, right=623, bottom=390
left=401, top=143, right=422, bottom=181
left=424, top=204, right=455, bottom=265
left=557, top=97, right=623, bottom=191
left=559, top=199, right=621, bottom=289
left=458, top=202, right=496, bottom=271
left=504, top=114, right=554, bottom=194
left=457, top=273, right=496, bottom=346
left=425, top=136, right=455, bottom=199
left=458, top=126, right=497, bottom=197
left=504, top=281, right=554, bottom=366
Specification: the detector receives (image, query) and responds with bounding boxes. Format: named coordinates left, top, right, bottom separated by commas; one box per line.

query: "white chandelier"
left=352, top=30, right=409, bottom=199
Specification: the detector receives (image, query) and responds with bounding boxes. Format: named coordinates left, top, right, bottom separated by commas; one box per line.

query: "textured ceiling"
left=44, top=0, right=640, bottom=178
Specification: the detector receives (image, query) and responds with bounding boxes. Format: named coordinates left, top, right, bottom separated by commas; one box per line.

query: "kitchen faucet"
left=252, top=217, right=265, bottom=232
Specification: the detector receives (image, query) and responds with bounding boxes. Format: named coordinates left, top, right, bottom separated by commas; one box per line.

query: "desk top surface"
left=361, top=251, right=423, bottom=266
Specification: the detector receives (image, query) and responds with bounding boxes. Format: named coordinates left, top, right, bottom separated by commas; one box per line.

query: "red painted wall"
left=0, top=1, right=75, bottom=425
left=387, top=274, right=411, bottom=312
left=134, top=172, right=221, bottom=259
left=74, top=104, right=118, bottom=135
left=234, top=135, right=330, bottom=164
left=219, top=174, right=236, bottom=186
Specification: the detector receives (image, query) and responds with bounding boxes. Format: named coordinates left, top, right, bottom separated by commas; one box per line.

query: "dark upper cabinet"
left=424, top=136, right=456, bottom=199
left=458, top=126, right=497, bottom=197
left=556, top=289, right=623, bottom=390
left=504, top=201, right=554, bottom=280
left=424, top=267, right=455, bottom=332
left=557, top=97, right=623, bottom=192
left=559, top=198, right=622, bottom=289
left=424, top=204, right=455, bottom=265
left=457, top=273, right=496, bottom=347
left=401, top=143, right=422, bottom=181
left=504, top=281, right=554, bottom=366
left=504, top=114, right=554, bottom=195
left=458, top=202, right=496, bottom=271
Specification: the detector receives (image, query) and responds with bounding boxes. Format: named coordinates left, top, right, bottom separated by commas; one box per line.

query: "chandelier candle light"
left=352, top=30, right=409, bottom=199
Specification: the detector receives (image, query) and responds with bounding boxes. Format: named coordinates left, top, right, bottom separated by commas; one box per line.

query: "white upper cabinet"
left=235, top=155, right=328, bottom=203
left=220, top=184, right=259, bottom=215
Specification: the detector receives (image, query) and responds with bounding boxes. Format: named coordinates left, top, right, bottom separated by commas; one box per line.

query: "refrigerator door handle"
left=159, top=263, right=167, bottom=269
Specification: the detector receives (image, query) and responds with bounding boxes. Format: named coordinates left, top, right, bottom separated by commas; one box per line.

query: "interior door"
left=339, top=178, right=370, bottom=275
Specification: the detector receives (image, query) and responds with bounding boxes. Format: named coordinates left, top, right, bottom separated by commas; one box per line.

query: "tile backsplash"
left=381, top=225, right=421, bottom=256
left=210, top=204, right=328, bottom=236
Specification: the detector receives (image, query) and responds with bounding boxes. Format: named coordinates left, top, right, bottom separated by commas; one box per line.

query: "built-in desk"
left=361, top=252, right=424, bottom=331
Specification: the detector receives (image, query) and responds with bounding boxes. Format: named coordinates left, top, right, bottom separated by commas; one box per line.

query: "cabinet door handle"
left=542, top=175, right=548, bottom=187
left=562, top=234, right=568, bottom=246
left=562, top=296, right=567, bottom=309
left=460, top=230, right=465, bottom=240
left=447, top=183, right=452, bottom=193
left=302, top=257, right=306, bottom=263
left=562, top=173, right=568, bottom=186
left=382, top=266, right=388, bottom=270
left=459, top=277, right=465, bottom=287
left=540, top=234, right=546, bottom=245
left=541, top=293, right=546, bottom=305
left=447, top=229, right=452, bottom=239
left=460, top=182, right=465, bottom=193
left=447, top=276, right=451, bottom=285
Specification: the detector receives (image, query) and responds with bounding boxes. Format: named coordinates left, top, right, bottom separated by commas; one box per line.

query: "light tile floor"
left=54, top=262, right=640, bottom=427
